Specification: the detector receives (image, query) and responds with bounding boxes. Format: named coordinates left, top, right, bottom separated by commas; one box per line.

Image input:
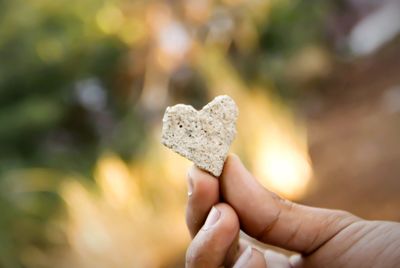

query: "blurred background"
left=1, top=0, right=400, bottom=267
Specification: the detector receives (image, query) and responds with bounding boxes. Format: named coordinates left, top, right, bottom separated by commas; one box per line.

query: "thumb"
left=220, top=154, right=360, bottom=254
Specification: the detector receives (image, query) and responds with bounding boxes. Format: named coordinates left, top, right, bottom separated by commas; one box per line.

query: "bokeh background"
left=1, top=0, right=400, bottom=267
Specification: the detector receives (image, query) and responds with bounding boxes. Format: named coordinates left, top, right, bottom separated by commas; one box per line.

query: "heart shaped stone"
left=161, top=95, right=239, bottom=177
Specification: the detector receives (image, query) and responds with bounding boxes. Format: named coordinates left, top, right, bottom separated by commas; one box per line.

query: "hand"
left=185, top=155, right=400, bottom=267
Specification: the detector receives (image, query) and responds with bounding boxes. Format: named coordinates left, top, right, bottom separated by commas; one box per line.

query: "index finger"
left=220, top=154, right=359, bottom=254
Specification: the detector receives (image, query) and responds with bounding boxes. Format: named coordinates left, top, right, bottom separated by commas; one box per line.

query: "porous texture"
left=161, top=95, right=239, bottom=177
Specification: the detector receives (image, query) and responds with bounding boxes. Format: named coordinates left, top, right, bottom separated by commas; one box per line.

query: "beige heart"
left=161, top=95, right=239, bottom=177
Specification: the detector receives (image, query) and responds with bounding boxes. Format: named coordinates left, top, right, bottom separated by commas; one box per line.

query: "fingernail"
left=203, top=206, right=220, bottom=230
left=188, top=165, right=199, bottom=180
left=187, top=173, right=194, bottom=197
left=236, top=246, right=252, bottom=266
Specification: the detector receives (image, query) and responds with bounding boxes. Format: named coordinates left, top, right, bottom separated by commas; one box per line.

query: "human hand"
left=185, top=155, right=400, bottom=267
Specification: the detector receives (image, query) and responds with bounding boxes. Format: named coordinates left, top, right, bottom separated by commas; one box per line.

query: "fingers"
left=233, top=246, right=266, bottom=268
left=186, top=165, right=219, bottom=237
left=220, top=154, right=360, bottom=254
left=185, top=166, right=241, bottom=267
left=186, top=203, right=240, bottom=268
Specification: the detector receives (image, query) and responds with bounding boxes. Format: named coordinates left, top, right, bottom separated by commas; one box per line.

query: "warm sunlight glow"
left=61, top=152, right=189, bottom=267
left=95, top=154, right=136, bottom=208
left=254, top=139, right=312, bottom=199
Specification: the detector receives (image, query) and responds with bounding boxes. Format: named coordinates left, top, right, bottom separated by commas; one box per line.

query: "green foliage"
left=257, top=0, right=332, bottom=98
left=0, top=0, right=128, bottom=172
left=0, top=1, right=131, bottom=266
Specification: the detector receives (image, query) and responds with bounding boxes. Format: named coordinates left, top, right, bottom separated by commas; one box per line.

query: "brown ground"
left=304, top=39, right=400, bottom=221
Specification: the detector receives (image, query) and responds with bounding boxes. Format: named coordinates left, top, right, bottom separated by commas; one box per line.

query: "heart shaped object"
left=161, top=95, right=239, bottom=177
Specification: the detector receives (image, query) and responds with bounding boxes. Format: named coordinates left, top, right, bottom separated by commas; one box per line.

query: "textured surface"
left=161, top=95, right=239, bottom=176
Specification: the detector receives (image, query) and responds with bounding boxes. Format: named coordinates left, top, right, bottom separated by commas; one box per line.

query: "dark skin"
left=185, top=154, right=400, bottom=267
